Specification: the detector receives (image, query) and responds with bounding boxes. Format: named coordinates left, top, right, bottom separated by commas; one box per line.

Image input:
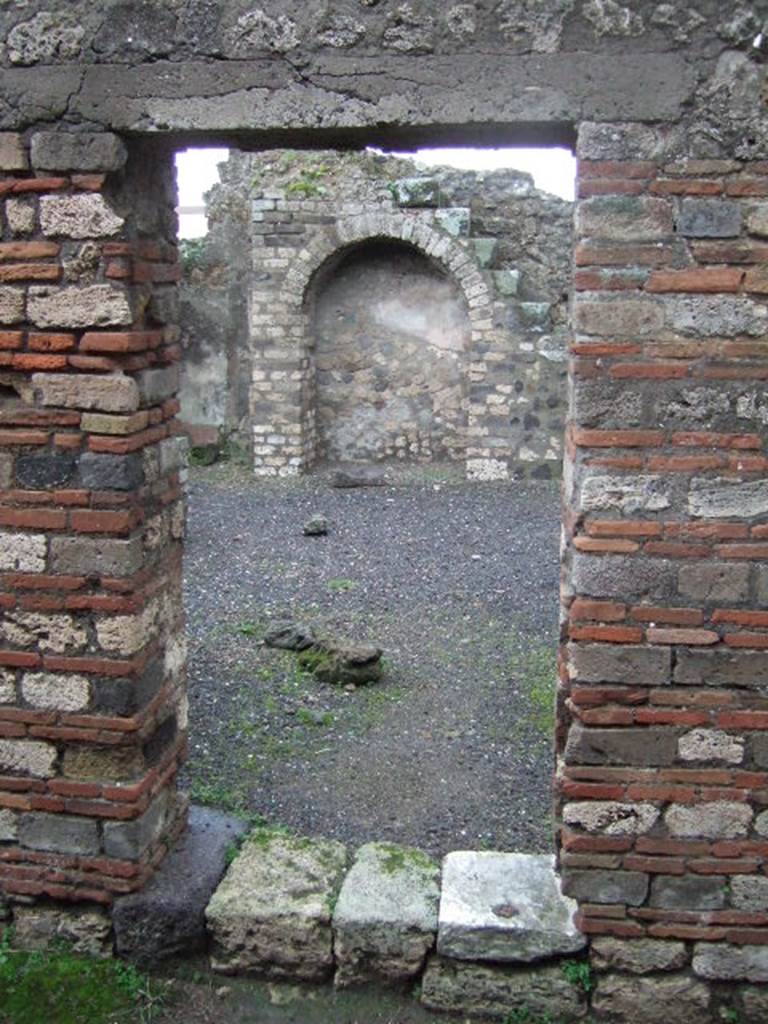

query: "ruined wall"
left=312, top=238, right=471, bottom=463
left=178, top=156, right=251, bottom=446
left=0, top=0, right=766, bottom=1015
left=182, top=148, right=571, bottom=475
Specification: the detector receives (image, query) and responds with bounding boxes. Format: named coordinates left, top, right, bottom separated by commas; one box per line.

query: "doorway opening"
left=174, top=141, right=575, bottom=857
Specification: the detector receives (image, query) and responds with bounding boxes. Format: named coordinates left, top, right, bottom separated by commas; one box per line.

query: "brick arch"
left=280, top=212, right=491, bottom=318
left=273, top=212, right=496, bottom=476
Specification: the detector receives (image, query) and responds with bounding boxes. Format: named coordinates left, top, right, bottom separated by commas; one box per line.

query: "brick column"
left=559, top=124, right=768, bottom=963
left=250, top=191, right=315, bottom=476
left=0, top=132, right=186, bottom=905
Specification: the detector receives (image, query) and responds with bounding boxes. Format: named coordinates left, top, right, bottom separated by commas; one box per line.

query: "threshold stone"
left=113, top=804, right=248, bottom=964
left=437, top=851, right=585, bottom=962
left=205, top=829, right=348, bottom=981
left=333, top=841, right=440, bottom=987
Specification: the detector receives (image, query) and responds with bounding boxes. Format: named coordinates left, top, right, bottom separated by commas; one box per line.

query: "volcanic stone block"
left=688, top=478, right=768, bottom=519
left=32, top=371, right=139, bottom=412
left=434, top=207, right=470, bottom=237
left=333, top=841, right=440, bottom=988
left=393, top=177, right=439, bottom=206
left=103, top=791, right=169, bottom=859
left=0, top=133, right=28, bottom=171
left=693, top=943, right=768, bottom=982
left=79, top=451, right=144, bottom=491
left=113, top=805, right=249, bottom=964
left=678, top=561, right=751, bottom=603
left=677, top=198, right=741, bottom=237
left=674, top=649, right=768, bottom=688
left=50, top=535, right=143, bottom=576
left=421, top=956, right=585, bottom=1021
left=565, top=722, right=677, bottom=766
left=650, top=874, right=727, bottom=911
left=40, top=194, right=124, bottom=239
left=437, top=852, right=585, bottom=962
left=16, top=454, right=76, bottom=489
left=19, top=811, right=100, bottom=856
left=571, top=553, right=675, bottom=601
left=592, top=973, right=710, bottom=1024
left=136, top=365, right=179, bottom=405
left=30, top=131, right=127, bottom=172
left=561, top=868, right=648, bottom=907
left=568, top=643, right=671, bottom=685
left=576, top=196, right=673, bottom=241
left=13, top=904, right=112, bottom=958
left=27, top=285, right=132, bottom=329
left=206, top=830, right=348, bottom=980
left=590, top=936, right=689, bottom=974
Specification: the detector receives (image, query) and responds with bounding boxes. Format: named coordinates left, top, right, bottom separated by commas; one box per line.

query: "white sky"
left=175, top=146, right=576, bottom=238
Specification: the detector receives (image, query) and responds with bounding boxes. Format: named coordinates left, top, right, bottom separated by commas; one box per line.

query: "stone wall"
left=180, top=148, right=572, bottom=477
left=0, top=0, right=766, bottom=1014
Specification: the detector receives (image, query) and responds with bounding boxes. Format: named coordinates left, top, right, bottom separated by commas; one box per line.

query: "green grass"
left=326, top=578, right=357, bottom=592
left=509, top=634, right=557, bottom=736
left=0, top=929, right=164, bottom=1024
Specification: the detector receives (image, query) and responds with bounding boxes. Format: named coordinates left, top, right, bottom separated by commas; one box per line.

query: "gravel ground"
left=180, top=462, right=561, bottom=858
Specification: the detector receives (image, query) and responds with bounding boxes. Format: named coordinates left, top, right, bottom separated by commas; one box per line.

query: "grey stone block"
left=731, top=876, right=768, bottom=912
left=434, top=207, right=470, bottom=237
left=664, top=295, right=767, bottom=338
left=421, top=956, right=585, bottom=1022
left=678, top=562, right=750, bottom=603
left=561, top=868, right=648, bottom=907
left=13, top=904, right=112, bottom=957
left=113, top=804, right=248, bottom=964
left=693, top=942, right=768, bottom=982
left=578, top=473, right=671, bottom=513
left=590, top=936, right=689, bottom=974
left=79, top=452, right=144, bottom=491
left=0, top=454, right=12, bottom=490
left=688, top=478, right=768, bottom=519
left=103, top=792, right=168, bottom=860
left=30, top=131, right=127, bottom=172
left=674, top=649, right=768, bottom=689
left=206, top=830, right=348, bottom=981
left=437, top=852, right=585, bottom=962
left=677, top=198, right=742, bottom=238
left=751, top=733, right=768, bottom=769
left=565, top=722, right=678, bottom=767
left=492, top=268, right=519, bottom=295
left=593, top=972, right=710, bottom=1024
left=15, top=454, right=76, bottom=489
left=568, top=643, right=671, bottom=686
left=19, top=811, right=100, bottom=856
left=393, top=177, right=439, bottom=207
left=333, top=841, right=440, bottom=987
left=650, top=874, right=727, bottom=910
left=571, top=554, right=675, bottom=602
left=136, top=365, right=179, bottom=406
left=50, top=535, right=143, bottom=577
left=472, top=238, right=497, bottom=268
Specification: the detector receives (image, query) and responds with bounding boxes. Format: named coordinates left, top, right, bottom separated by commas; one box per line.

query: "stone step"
left=333, top=841, right=440, bottom=988
left=205, top=828, right=348, bottom=981
left=437, top=851, right=586, bottom=962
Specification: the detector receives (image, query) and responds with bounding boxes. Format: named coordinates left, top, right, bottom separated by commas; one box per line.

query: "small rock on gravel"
left=264, top=621, right=318, bottom=652
left=303, top=514, right=328, bottom=536
left=331, top=465, right=388, bottom=488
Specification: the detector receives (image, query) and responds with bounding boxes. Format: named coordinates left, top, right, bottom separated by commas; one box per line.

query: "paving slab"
left=113, top=804, right=248, bottom=964
left=437, top=851, right=585, bottom=962
left=333, top=841, right=440, bottom=987
left=206, top=829, right=348, bottom=981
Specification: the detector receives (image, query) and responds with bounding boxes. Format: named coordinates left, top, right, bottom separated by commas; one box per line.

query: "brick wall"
left=0, top=132, right=187, bottom=904
left=559, top=122, right=768, bottom=986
